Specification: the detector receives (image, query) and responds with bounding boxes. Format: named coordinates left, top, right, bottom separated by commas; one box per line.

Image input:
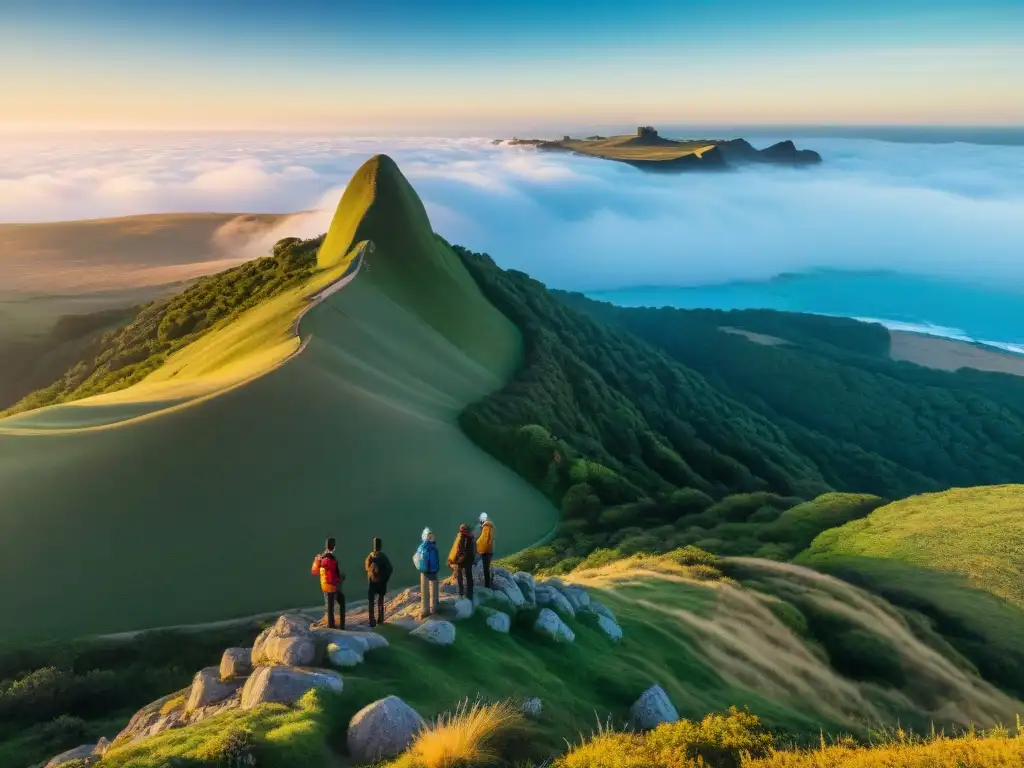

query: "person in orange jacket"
left=475, top=512, right=495, bottom=589
left=311, top=537, right=345, bottom=629
left=448, top=524, right=475, bottom=600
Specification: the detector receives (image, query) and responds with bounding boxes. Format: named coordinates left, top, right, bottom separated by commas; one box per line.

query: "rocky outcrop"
left=313, top=627, right=389, bottom=655
left=561, top=586, right=591, bottom=611
left=492, top=574, right=526, bottom=608
left=533, top=608, right=575, bottom=643
left=630, top=685, right=679, bottom=730
left=347, top=695, right=426, bottom=763
left=521, top=697, right=543, bottom=719
left=240, top=666, right=343, bottom=710
left=220, top=647, right=253, bottom=679
left=512, top=572, right=537, bottom=605
left=44, top=744, right=99, bottom=767
left=761, top=139, right=822, bottom=165
left=186, top=667, right=245, bottom=712
left=327, top=644, right=364, bottom=668
left=588, top=600, right=616, bottom=623
left=482, top=607, right=511, bottom=633
left=110, top=689, right=192, bottom=748
left=439, top=596, right=474, bottom=620
left=252, top=614, right=317, bottom=667
left=535, top=584, right=575, bottom=618
left=597, top=614, right=624, bottom=642
left=410, top=619, right=456, bottom=646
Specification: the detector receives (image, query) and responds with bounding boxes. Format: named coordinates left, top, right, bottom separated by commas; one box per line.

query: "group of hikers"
left=312, top=513, right=496, bottom=628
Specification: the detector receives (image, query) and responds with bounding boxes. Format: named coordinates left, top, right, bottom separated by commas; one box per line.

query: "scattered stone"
left=561, top=586, right=591, bottom=611
left=521, top=697, right=543, bottom=719
left=410, top=619, right=456, bottom=646
left=630, top=685, right=679, bottom=730
left=483, top=609, right=511, bottom=633
left=492, top=575, right=526, bottom=608
left=327, top=644, right=364, bottom=668
left=439, top=596, right=474, bottom=620
left=347, top=695, right=426, bottom=763
left=493, top=565, right=513, bottom=582
left=313, top=627, right=389, bottom=655
left=513, top=572, right=537, bottom=605
left=252, top=614, right=317, bottom=667
left=589, top=600, right=616, bottom=623
left=240, top=666, right=343, bottom=710
left=535, top=585, right=575, bottom=618
left=533, top=608, right=575, bottom=643
left=596, top=614, right=624, bottom=642
left=219, top=647, right=253, bottom=679
left=44, top=744, right=97, bottom=767
left=186, top=667, right=245, bottom=712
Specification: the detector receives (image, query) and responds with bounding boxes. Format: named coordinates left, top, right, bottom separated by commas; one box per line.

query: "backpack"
left=311, top=554, right=323, bottom=576
left=368, top=552, right=389, bottom=583
left=413, top=545, right=427, bottom=573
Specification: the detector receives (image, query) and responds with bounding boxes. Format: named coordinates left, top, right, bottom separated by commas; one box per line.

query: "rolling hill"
left=0, top=156, right=556, bottom=643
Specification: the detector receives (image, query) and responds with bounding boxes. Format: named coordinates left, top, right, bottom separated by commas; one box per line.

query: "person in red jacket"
left=312, top=537, right=345, bottom=629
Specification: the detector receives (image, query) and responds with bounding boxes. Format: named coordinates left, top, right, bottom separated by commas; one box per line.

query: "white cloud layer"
left=2, top=132, right=1023, bottom=291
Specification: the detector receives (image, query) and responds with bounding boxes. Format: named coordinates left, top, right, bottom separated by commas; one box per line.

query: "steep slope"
left=318, top=154, right=520, bottom=378
left=0, top=156, right=555, bottom=644
left=799, top=485, right=1024, bottom=698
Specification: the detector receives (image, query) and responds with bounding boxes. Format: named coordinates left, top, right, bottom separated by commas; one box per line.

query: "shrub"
left=390, top=699, right=527, bottom=768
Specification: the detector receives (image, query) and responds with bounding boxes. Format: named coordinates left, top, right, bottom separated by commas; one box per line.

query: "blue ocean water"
left=588, top=271, right=1024, bottom=354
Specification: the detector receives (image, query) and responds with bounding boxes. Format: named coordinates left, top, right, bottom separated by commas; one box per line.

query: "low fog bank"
left=2, top=133, right=1022, bottom=291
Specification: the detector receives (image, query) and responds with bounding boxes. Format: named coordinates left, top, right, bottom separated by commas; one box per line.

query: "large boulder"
left=44, top=745, right=97, bottom=767
left=252, top=614, right=317, bottom=667
left=111, top=689, right=188, bottom=747
left=561, top=586, right=591, bottom=611
left=512, top=572, right=537, bottom=605
left=313, top=628, right=388, bottom=655
left=439, top=597, right=474, bottom=620
left=220, top=647, right=253, bottom=679
left=186, top=667, right=245, bottom=712
left=535, top=585, right=575, bottom=618
left=347, top=695, right=426, bottom=763
left=588, top=600, right=616, bottom=623
left=630, top=685, right=679, bottom=730
left=240, top=667, right=343, bottom=710
left=492, top=575, right=526, bottom=608
left=533, top=608, right=575, bottom=643
left=410, top=619, right=456, bottom=646
left=482, top=608, right=511, bottom=633
left=596, top=614, right=624, bottom=642
left=327, top=644, right=364, bottom=668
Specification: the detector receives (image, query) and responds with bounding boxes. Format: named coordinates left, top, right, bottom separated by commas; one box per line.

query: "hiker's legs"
left=338, top=591, right=346, bottom=630
left=456, top=567, right=465, bottom=597
left=367, top=584, right=377, bottom=626
left=482, top=553, right=493, bottom=589
left=324, top=590, right=336, bottom=629
left=428, top=574, right=440, bottom=613
left=461, top=563, right=474, bottom=601
left=420, top=573, right=430, bottom=617
left=376, top=583, right=387, bottom=624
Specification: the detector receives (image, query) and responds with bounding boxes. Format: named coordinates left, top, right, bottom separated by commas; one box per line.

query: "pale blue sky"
left=2, top=0, right=1022, bottom=130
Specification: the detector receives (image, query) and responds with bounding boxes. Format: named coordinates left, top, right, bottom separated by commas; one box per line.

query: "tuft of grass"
left=558, top=707, right=774, bottom=768
left=389, top=699, right=528, bottom=768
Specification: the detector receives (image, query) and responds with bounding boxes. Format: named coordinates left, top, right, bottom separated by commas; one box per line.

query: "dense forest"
left=2, top=236, right=322, bottom=416
left=453, top=242, right=1024, bottom=569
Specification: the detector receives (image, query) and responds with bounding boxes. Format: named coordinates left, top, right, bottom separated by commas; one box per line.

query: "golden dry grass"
left=0, top=212, right=293, bottom=293
left=389, top=700, right=527, bottom=768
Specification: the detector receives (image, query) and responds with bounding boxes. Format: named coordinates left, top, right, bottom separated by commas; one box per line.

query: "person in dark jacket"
left=312, top=537, right=345, bottom=629
left=365, top=537, right=394, bottom=628
left=448, top=524, right=475, bottom=601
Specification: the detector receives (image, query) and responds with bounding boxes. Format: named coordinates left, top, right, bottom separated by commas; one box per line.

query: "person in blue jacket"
left=414, top=527, right=441, bottom=618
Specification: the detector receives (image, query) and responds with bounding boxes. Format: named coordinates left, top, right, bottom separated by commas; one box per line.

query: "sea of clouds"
left=2, top=132, right=1023, bottom=292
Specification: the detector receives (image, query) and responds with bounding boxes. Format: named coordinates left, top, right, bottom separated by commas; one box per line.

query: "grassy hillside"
left=318, top=154, right=521, bottom=379
left=12, top=551, right=1020, bottom=767
left=0, top=156, right=553, bottom=643
left=798, top=485, right=1024, bottom=698
left=559, top=296, right=1024, bottom=498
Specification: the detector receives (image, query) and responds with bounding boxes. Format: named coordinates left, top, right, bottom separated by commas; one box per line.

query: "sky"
left=2, top=0, right=1023, bottom=131
left=3, top=133, right=1021, bottom=293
